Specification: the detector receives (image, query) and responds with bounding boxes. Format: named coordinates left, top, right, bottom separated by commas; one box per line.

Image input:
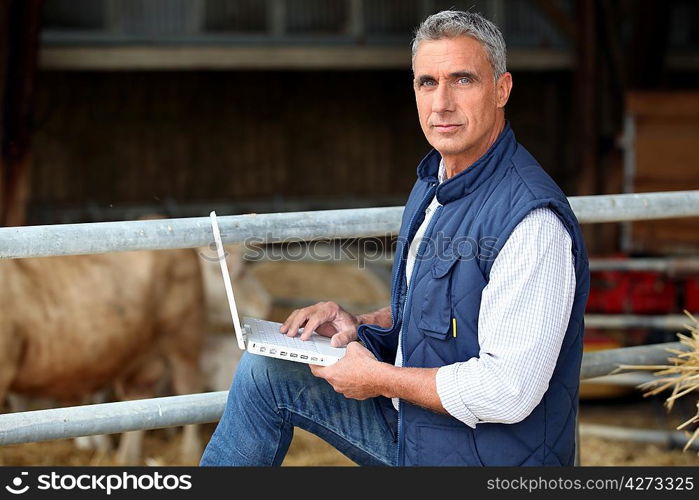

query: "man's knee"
left=232, top=351, right=305, bottom=398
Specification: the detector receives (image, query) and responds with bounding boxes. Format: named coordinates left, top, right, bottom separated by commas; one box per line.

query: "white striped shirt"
left=393, top=161, right=576, bottom=429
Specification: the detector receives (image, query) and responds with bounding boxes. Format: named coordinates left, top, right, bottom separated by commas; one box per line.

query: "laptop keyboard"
left=252, top=320, right=323, bottom=353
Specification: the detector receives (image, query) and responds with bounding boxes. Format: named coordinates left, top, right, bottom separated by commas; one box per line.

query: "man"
left=201, top=10, right=589, bottom=467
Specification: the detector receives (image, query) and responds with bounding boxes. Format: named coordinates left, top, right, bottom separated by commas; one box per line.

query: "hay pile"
left=617, top=311, right=699, bottom=453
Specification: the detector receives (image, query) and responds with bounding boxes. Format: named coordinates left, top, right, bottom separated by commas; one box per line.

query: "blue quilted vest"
left=358, top=123, right=590, bottom=466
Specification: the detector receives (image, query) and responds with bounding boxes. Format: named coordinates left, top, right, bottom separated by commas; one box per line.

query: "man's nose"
left=432, top=82, right=454, bottom=113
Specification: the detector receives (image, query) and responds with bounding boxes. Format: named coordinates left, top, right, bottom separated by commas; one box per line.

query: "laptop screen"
left=209, top=211, right=246, bottom=351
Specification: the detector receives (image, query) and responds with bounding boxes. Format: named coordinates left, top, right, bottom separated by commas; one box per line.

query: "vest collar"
left=417, top=122, right=517, bottom=204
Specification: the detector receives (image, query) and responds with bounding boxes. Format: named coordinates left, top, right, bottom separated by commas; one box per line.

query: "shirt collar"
left=416, top=122, right=517, bottom=203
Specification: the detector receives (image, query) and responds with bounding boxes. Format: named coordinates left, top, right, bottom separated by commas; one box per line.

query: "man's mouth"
left=432, top=124, right=462, bottom=132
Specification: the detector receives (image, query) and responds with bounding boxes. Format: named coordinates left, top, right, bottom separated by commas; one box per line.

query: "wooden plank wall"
left=29, top=70, right=574, bottom=221
left=31, top=71, right=424, bottom=208
left=627, top=92, right=699, bottom=254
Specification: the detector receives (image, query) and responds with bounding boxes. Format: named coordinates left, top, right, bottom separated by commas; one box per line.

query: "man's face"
left=413, top=36, right=512, bottom=169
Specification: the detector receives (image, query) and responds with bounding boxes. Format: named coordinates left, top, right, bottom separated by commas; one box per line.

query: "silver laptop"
left=209, top=211, right=346, bottom=366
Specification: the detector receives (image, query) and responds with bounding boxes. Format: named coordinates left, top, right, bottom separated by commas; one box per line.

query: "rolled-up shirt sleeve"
left=436, top=207, right=576, bottom=428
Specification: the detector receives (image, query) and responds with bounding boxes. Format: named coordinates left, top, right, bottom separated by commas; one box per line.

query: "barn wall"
left=626, top=91, right=699, bottom=254
left=28, top=70, right=574, bottom=222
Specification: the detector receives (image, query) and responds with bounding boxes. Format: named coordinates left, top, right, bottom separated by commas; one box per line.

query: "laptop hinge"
left=243, top=324, right=251, bottom=344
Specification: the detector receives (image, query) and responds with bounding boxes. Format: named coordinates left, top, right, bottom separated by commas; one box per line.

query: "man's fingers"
left=300, top=318, right=321, bottom=341
left=281, top=303, right=331, bottom=337
left=285, top=312, right=308, bottom=337
left=330, top=332, right=346, bottom=347
left=309, top=364, right=324, bottom=377
left=279, top=309, right=299, bottom=333
left=330, top=331, right=355, bottom=347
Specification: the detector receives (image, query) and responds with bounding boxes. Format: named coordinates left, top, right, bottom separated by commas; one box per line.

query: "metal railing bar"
left=2, top=191, right=699, bottom=260
left=0, top=341, right=690, bottom=445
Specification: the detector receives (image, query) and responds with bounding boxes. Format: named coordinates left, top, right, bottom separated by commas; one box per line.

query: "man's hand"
left=280, top=301, right=359, bottom=346
left=311, top=341, right=446, bottom=412
left=309, top=342, right=385, bottom=400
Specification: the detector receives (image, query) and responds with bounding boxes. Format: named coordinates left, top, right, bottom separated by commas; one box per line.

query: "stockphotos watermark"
left=4, top=470, right=192, bottom=496
left=199, top=232, right=502, bottom=268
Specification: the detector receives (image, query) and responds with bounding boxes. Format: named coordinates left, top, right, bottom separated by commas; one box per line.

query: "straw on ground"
left=616, top=310, right=699, bottom=453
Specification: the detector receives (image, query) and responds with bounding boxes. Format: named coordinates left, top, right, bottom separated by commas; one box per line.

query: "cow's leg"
left=169, top=353, right=203, bottom=465
left=75, top=391, right=113, bottom=454
left=115, top=430, right=144, bottom=465
left=5, top=393, right=28, bottom=412
left=113, top=359, right=166, bottom=466
left=154, top=248, right=206, bottom=464
left=75, top=434, right=113, bottom=453
left=0, top=331, right=22, bottom=411
left=0, top=332, right=22, bottom=466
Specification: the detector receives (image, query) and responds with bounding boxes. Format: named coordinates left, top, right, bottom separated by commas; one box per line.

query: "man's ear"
left=496, top=72, right=513, bottom=108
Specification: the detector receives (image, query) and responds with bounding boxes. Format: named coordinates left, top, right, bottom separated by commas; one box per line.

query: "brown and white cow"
left=0, top=248, right=206, bottom=464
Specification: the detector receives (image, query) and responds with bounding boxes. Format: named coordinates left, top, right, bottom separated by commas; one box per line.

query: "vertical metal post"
left=620, top=112, right=636, bottom=253
left=489, top=0, right=505, bottom=27
left=105, top=0, right=121, bottom=34
left=574, top=412, right=581, bottom=466
left=347, top=0, right=364, bottom=40
left=269, top=0, right=286, bottom=38
left=575, top=0, right=598, bottom=252
left=0, top=0, right=43, bottom=227
left=187, top=0, right=206, bottom=35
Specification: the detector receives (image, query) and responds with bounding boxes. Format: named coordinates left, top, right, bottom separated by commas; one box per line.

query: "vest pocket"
left=417, top=256, right=459, bottom=340
left=416, top=423, right=484, bottom=466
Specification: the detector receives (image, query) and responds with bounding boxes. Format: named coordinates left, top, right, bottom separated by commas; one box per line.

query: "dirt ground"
left=1, top=260, right=698, bottom=467
left=579, top=396, right=699, bottom=466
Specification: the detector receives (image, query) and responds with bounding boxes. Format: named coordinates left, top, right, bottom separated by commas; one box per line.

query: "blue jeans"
left=200, top=352, right=398, bottom=466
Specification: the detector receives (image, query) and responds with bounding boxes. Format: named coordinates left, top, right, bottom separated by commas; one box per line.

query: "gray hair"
left=411, top=10, right=507, bottom=80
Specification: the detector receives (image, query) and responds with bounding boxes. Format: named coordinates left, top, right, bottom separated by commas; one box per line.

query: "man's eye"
left=419, top=80, right=436, bottom=87
left=456, top=77, right=471, bottom=85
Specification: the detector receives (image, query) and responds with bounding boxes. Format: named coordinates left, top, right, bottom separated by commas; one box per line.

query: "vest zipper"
left=355, top=181, right=437, bottom=464
left=396, top=184, right=442, bottom=465
left=370, top=183, right=438, bottom=337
